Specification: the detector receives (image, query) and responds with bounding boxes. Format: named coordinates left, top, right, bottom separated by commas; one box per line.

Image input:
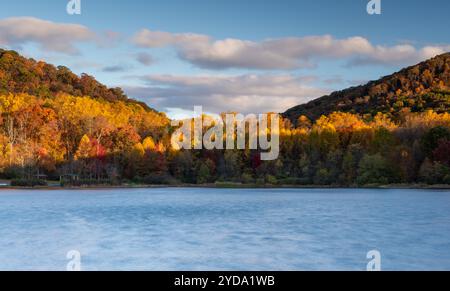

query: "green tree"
left=196, top=158, right=215, bottom=184
left=196, top=162, right=211, bottom=184
left=357, top=154, right=395, bottom=185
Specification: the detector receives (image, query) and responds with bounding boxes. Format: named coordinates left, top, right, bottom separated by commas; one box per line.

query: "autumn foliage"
left=0, top=93, right=169, bottom=182
left=1, top=49, right=450, bottom=186
left=0, top=94, right=449, bottom=186
left=284, top=53, right=450, bottom=121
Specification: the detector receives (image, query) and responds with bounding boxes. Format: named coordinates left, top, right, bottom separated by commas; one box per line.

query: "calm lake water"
left=0, top=188, right=449, bottom=271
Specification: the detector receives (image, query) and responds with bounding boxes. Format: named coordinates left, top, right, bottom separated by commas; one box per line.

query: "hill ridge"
left=0, top=48, right=156, bottom=112
left=283, top=52, right=450, bottom=123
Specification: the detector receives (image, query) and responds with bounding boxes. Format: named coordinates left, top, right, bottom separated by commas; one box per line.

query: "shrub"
left=278, top=177, right=303, bottom=185
left=142, top=174, right=178, bottom=185
left=255, top=178, right=265, bottom=185
left=241, top=173, right=254, bottom=184
left=265, top=175, right=278, bottom=185
left=11, top=179, right=48, bottom=187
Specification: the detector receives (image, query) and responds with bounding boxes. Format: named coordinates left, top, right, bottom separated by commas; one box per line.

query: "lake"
left=0, top=188, right=449, bottom=271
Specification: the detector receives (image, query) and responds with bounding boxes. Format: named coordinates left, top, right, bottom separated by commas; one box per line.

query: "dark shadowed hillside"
left=283, top=53, right=450, bottom=123
left=0, top=49, right=155, bottom=111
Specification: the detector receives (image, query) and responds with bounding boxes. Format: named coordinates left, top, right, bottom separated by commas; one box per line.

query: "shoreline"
left=1, top=182, right=450, bottom=190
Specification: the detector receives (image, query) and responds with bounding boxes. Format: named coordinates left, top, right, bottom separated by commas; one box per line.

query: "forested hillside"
left=0, top=49, right=449, bottom=187
left=0, top=49, right=154, bottom=110
left=284, top=53, right=450, bottom=123
left=0, top=49, right=170, bottom=184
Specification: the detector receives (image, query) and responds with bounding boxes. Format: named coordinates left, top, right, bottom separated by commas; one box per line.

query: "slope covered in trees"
left=283, top=53, right=450, bottom=123
left=0, top=49, right=171, bottom=184
left=0, top=49, right=450, bottom=187
left=0, top=49, right=154, bottom=111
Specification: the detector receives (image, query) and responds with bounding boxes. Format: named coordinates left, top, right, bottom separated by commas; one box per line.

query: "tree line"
left=1, top=92, right=449, bottom=186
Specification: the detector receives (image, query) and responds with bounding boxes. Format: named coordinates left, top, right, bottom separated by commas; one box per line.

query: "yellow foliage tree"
left=74, top=135, right=92, bottom=160
left=142, top=137, right=156, bottom=152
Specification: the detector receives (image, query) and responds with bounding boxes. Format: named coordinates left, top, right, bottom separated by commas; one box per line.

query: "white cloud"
left=123, top=74, right=328, bottom=114
left=132, top=29, right=450, bottom=70
left=0, top=17, right=95, bottom=54
left=348, top=45, right=450, bottom=66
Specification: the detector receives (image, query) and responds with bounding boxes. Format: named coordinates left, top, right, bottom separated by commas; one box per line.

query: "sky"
left=0, top=0, right=449, bottom=119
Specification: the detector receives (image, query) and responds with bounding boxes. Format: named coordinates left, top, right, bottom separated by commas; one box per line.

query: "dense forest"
left=0, top=49, right=155, bottom=111
left=0, top=49, right=449, bottom=186
left=284, top=53, right=450, bottom=122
